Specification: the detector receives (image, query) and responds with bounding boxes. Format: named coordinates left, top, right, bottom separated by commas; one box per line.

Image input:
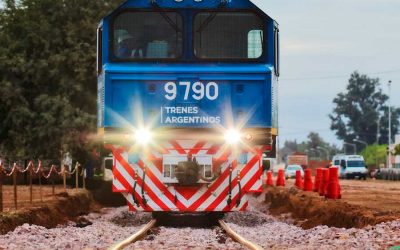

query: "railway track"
left=109, top=219, right=157, bottom=250
left=109, top=219, right=263, bottom=250
left=218, top=220, right=263, bottom=250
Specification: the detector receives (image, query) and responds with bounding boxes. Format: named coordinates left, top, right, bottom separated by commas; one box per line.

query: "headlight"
left=224, top=129, right=241, bottom=144
left=134, top=128, right=152, bottom=145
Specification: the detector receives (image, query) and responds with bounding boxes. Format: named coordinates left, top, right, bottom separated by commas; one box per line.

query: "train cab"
left=97, top=0, right=279, bottom=212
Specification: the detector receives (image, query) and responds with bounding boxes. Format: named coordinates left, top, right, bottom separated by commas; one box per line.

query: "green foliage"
left=330, top=72, right=400, bottom=150
left=0, top=0, right=120, bottom=160
left=360, top=144, right=387, bottom=169
left=394, top=144, right=400, bottom=155
left=280, top=132, right=339, bottom=161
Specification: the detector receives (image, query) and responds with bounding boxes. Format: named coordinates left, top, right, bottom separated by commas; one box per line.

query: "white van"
left=332, top=154, right=345, bottom=168
left=332, top=155, right=368, bottom=180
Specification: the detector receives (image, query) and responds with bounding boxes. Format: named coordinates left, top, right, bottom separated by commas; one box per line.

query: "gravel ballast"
left=225, top=206, right=400, bottom=249
left=1, top=201, right=399, bottom=249
left=0, top=207, right=152, bottom=250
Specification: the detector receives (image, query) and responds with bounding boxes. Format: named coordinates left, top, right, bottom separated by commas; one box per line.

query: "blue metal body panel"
left=97, top=0, right=278, bottom=132
left=117, top=0, right=260, bottom=10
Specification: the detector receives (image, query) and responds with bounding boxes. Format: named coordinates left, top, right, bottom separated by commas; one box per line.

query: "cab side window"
left=248, top=30, right=263, bottom=58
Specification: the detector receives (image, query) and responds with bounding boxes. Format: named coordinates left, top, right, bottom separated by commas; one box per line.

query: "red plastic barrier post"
left=303, top=169, right=314, bottom=192
left=314, top=168, right=323, bottom=192
left=319, top=169, right=330, bottom=196
left=266, top=171, right=274, bottom=186
left=325, top=167, right=341, bottom=199
left=276, top=169, right=285, bottom=187
left=294, top=170, right=303, bottom=189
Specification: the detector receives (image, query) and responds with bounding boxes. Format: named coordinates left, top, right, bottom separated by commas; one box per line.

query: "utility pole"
left=376, top=116, right=381, bottom=144
left=388, top=80, right=392, bottom=168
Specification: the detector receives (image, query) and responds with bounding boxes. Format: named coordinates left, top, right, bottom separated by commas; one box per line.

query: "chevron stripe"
left=249, top=158, right=262, bottom=192
left=111, top=146, right=174, bottom=211
left=136, top=161, right=183, bottom=210
left=112, top=152, right=129, bottom=192
left=222, top=167, right=261, bottom=211
left=115, top=162, right=161, bottom=211
left=201, top=154, right=260, bottom=211
left=111, top=140, right=264, bottom=212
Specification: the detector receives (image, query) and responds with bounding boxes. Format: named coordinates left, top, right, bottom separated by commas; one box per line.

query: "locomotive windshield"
left=194, top=12, right=264, bottom=60
left=112, top=11, right=183, bottom=59
left=111, top=11, right=265, bottom=61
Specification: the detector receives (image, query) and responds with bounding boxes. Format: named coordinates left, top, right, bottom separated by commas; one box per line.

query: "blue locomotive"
left=97, top=0, right=279, bottom=212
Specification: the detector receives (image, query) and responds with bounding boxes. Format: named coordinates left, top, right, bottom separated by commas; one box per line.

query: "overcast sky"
left=252, top=0, right=400, bottom=146
left=1, top=0, right=399, bottom=146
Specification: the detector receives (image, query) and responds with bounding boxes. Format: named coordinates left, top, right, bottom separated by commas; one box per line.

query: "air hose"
left=236, top=170, right=242, bottom=208
left=132, top=173, right=139, bottom=206
left=227, top=164, right=232, bottom=206
left=142, top=168, right=147, bottom=207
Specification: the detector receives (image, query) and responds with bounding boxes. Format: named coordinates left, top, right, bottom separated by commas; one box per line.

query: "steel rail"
left=219, top=220, right=263, bottom=250
left=109, top=219, right=157, bottom=250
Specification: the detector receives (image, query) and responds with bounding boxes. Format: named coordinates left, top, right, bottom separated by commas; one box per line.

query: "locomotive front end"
left=97, top=0, right=279, bottom=212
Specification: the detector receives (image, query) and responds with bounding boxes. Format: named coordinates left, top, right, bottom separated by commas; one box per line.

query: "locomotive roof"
left=106, top=0, right=274, bottom=20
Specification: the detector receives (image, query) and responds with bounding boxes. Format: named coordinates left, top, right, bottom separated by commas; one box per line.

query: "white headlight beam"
left=224, top=129, right=242, bottom=145
left=134, top=128, right=152, bottom=145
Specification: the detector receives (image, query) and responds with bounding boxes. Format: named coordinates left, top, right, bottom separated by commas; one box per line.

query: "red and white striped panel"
left=109, top=140, right=264, bottom=212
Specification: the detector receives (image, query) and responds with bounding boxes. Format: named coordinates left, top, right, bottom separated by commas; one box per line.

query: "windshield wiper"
left=196, top=12, right=218, bottom=33
left=195, top=2, right=227, bottom=33
left=151, top=2, right=181, bottom=33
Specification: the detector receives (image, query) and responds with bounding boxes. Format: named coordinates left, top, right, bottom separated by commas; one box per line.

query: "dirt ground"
left=265, top=179, right=400, bottom=229
left=287, top=179, right=400, bottom=213
left=339, top=179, right=400, bottom=213
left=0, top=189, right=97, bottom=235
left=1, top=185, right=70, bottom=212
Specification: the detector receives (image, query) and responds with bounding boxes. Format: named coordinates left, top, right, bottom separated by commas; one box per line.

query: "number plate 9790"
left=164, top=81, right=219, bottom=101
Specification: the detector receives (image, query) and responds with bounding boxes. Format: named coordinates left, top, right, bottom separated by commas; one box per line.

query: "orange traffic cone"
left=319, top=169, right=330, bottom=196
left=294, top=170, right=303, bottom=189
left=266, top=171, right=274, bottom=186
left=314, top=168, right=323, bottom=192
left=325, top=167, right=341, bottom=199
left=303, top=169, right=314, bottom=192
left=276, top=169, right=285, bottom=187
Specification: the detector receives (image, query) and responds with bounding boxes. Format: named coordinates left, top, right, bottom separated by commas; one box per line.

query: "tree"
left=330, top=72, right=400, bottom=151
left=0, top=0, right=120, bottom=161
left=360, top=144, right=387, bottom=169
left=280, top=132, right=339, bottom=161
